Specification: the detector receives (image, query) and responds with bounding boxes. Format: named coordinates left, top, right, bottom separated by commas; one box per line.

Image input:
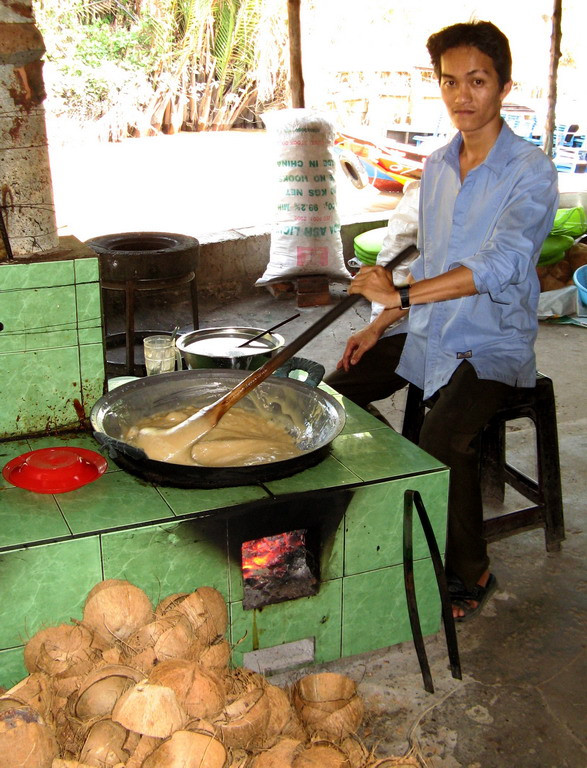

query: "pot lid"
left=2, top=447, right=108, bottom=494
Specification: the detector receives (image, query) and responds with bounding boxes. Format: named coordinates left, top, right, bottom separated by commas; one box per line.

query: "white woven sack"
left=256, top=109, right=350, bottom=286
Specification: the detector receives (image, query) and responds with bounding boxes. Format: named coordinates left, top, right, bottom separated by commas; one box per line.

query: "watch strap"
left=399, top=285, right=411, bottom=310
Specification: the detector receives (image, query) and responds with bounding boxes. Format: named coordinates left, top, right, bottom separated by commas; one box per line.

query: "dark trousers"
left=325, top=334, right=513, bottom=589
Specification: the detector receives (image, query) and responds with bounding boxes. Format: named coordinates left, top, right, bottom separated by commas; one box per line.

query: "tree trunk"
left=287, top=0, right=304, bottom=108
left=542, top=0, right=562, bottom=157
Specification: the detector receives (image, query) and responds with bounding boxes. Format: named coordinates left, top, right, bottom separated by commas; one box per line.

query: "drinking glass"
left=143, top=335, right=182, bottom=376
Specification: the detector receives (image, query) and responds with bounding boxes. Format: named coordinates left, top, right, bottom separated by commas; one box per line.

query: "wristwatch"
left=398, top=285, right=411, bottom=310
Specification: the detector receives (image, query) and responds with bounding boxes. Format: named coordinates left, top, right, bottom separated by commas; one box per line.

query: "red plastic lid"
left=2, top=447, right=108, bottom=494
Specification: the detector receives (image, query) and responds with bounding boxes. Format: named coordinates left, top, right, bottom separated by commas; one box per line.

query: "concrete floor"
left=128, top=285, right=586, bottom=767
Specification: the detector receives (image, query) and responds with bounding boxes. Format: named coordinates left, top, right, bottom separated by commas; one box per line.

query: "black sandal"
left=448, top=573, right=498, bottom=623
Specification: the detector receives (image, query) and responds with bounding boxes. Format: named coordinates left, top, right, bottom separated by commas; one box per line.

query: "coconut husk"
left=292, top=740, right=351, bottom=768
left=174, top=591, right=223, bottom=644
left=53, top=675, right=84, bottom=703
left=24, top=624, right=97, bottom=678
left=194, top=587, right=229, bottom=636
left=51, top=701, right=86, bottom=756
left=128, top=647, right=158, bottom=675
left=0, top=673, right=53, bottom=720
left=125, top=612, right=200, bottom=663
left=79, top=717, right=129, bottom=767
left=100, top=647, right=123, bottom=665
left=280, top=707, right=308, bottom=743
left=250, top=737, right=305, bottom=768
left=340, top=734, right=370, bottom=767
left=365, top=758, right=421, bottom=768
left=123, top=727, right=141, bottom=754
left=148, top=659, right=226, bottom=720
left=291, top=674, right=364, bottom=740
left=258, top=685, right=297, bottom=749
left=112, top=682, right=187, bottom=738
left=304, top=698, right=364, bottom=742
left=155, top=593, right=189, bottom=618
left=0, top=705, right=59, bottom=768
left=142, top=729, right=227, bottom=768
left=125, top=735, right=161, bottom=768
left=214, top=686, right=271, bottom=750
left=74, top=664, right=144, bottom=721
left=228, top=747, right=249, bottom=767
left=82, top=580, right=153, bottom=645
left=198, top=637, right=231, bottom=675
left=292, top=673, right=357, bottom=715
left=225, top=667, right=266, bottom=698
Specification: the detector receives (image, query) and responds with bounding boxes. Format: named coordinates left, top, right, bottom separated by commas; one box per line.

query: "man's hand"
left=336, top=324, right=384, bottom=371
left=349, top=265, right=399, bottom=307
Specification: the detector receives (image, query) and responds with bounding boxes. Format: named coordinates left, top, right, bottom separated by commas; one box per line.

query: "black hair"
left=426, top=21, right=512, bottom=89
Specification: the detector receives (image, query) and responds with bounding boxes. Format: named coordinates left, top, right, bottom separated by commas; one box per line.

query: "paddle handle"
left=211, top=244, right=419, bottom=418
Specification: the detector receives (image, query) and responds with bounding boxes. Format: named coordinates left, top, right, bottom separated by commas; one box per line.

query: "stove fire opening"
left=241, top=528, right=319, bottom=610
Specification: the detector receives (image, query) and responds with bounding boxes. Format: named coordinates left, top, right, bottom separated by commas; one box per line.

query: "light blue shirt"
left=395, top=122, right=559, bottom=400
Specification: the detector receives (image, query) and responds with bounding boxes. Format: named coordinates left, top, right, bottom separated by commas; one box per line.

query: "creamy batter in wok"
left=126, top=404, right=301, bottom=467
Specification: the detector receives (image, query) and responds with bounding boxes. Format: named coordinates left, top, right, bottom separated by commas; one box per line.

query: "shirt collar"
left=441, top=120, right=516, bottom=176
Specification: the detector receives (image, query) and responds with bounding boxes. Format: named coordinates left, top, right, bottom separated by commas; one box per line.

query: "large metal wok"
left=90, top=368, right=346, bottom=488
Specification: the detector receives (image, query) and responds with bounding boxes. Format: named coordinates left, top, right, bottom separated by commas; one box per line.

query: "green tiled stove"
left=0, top=255, right=449, bottom=689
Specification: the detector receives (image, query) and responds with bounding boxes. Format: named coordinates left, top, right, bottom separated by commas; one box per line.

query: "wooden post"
left=542, top=0, right=562, bottom=157
left=287, top=0, right=304, bottom=108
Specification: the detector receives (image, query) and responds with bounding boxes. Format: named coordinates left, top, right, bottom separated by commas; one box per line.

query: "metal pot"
left=176, top=327, right=285, bottom=371
left=90, top=368, right=346, bottom=488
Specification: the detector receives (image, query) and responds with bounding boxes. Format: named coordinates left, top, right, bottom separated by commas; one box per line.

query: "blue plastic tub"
left=573, top=264, right=587, bottom=305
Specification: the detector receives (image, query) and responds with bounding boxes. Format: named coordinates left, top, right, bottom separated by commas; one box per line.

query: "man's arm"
left=349, top=264, right=477, bottom=308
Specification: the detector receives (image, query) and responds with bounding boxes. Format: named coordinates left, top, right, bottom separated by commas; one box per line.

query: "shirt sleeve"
left=450, top=153, right=559, bottom=302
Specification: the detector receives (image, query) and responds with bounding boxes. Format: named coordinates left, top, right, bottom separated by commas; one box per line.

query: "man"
left=325, top=21, right=558, bottom=620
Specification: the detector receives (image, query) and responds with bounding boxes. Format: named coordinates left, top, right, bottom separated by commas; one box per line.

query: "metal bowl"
left=90, top=369, right=346, bottom=487
left=177, top=327, right=285, bottom=371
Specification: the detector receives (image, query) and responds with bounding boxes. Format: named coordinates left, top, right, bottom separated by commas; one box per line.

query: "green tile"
left=78, top=326, right=103, bottom=345
left=158, top=483, right=270, bottom=517
left=55, top=471, right=172, bottom=534
left=0, top=260, right=74, bottom=291
left=0, top=537, right=102, bottom=648
left=230, top=578, right=342, bottom=667
left=262, top=454, right=360, bottom=496
left=331, top=429, right=445, bottom=482
left=79, top=342, right=106, bottom=411
left=342, top=559, right=441, bottom=657
left=344, top=474, right=449, bottom=574
left=74, top=257, right=99, bottom=283
left=0, top=347, right=82, bottom=437
left=0, top=488, right=70, bottom=548
left=0, top=647, right=27, bottom=690
left=101, top=518, right=229, bottom=608
left=76, top=282, right=102, bottom=330
left=0, top=285, right=77, bottom=353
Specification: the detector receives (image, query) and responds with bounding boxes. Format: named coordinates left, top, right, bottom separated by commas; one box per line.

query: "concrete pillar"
left=0, top=0, right=59, bottom=257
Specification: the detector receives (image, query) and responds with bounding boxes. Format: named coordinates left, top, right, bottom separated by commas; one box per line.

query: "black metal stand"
left=403, top=489, right=462, bottom=693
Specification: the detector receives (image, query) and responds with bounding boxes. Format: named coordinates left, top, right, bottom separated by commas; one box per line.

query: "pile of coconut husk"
left=537, top=242, right=587, bottom=292
left=0, top=579, right=421, bottom=768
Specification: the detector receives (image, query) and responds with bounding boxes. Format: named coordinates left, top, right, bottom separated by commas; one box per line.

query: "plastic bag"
left=255, top=109, right=350, bottom=286
left=370, top=181, right=420, bottom=322
left=550, top=206, right=586, bottom=238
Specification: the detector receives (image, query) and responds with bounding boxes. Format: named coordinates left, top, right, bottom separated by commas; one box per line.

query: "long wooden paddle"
left=134, top=244, right=418, bottom=462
